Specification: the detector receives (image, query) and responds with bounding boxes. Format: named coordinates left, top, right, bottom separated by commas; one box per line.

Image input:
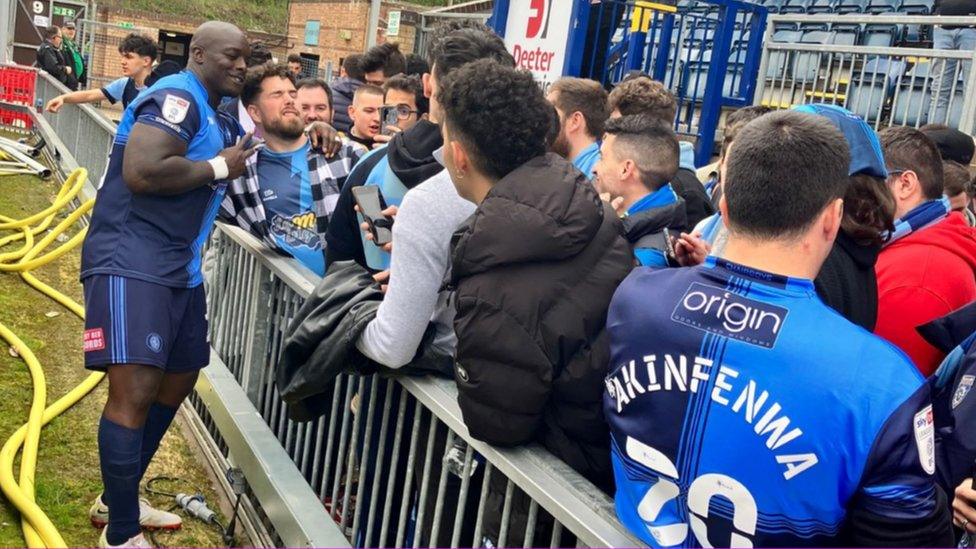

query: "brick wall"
left=288, top=0, right=421, bottom=78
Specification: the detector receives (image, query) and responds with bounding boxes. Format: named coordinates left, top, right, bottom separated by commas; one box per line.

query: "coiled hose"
left=0, top=167, right=103, bottom=548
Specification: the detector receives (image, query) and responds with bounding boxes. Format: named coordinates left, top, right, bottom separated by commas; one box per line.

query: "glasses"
left=385, top=104, right=419, bottom=120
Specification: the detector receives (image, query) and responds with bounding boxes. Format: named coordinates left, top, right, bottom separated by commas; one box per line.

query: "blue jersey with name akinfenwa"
left=81, top=70, right=242, bottom=288
left=604, top=258, right=938, bottom=547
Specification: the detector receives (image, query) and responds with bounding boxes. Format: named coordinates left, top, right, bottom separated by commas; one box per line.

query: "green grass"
left=0, top=170, right=238, bottom=547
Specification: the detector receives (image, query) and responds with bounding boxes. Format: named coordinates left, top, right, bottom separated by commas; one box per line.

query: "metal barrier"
left=32, top=70, right=116, bottom=183
left=584, top=0, right=768, bottom=165
left=18, top=68, right=641, bottom=548
left=755, top=13, right=976, bottom=132
left=204, top=222, right=642, bottom=548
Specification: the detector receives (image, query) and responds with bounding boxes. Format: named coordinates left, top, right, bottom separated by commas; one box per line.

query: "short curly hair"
left=439, top=60, right=550, bottom=181
left=432, top=28, right=513, bottom=81
left=608, top=77, right=676, bottom=126
left=241, top=63, right=295, bottom=107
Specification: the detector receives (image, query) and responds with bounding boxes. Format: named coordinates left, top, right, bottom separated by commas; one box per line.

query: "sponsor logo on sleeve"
left=953, top=375, right=975, bottom=409
left=83, top=328, right=106, bottom=352
left=914, top=405, right=936, bottom=475
left=671, top=282, right=788, bottom=348
left=162, top=94, right=190, bottom=124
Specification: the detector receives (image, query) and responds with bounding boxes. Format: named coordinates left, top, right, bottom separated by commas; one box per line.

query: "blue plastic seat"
left=767, top=30, right=802, bottom=79
left=793, top=31, right=836, bottom=81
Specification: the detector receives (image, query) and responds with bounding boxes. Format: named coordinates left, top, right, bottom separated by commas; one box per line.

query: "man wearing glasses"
left=875, top=126, right=976, bottom=376
left=373, top=74, right=429, bottom=147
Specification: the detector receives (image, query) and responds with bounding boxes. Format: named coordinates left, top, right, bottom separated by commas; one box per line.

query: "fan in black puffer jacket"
left=449, top=153, right=634, bottom=544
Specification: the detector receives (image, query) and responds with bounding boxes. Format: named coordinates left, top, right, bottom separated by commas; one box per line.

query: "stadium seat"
left=867, top=0, right=901, bottom=12
left=767, top=30, right=802, bottom=79
left=831, top=23, right=862, bottom=45
left=808, top=0, right=837, bottom=12
left=890, top=64, right=935, bottom=126
left=899, top=0, right=933, bottom=13
left=781, top=0, right=812, bottom=13
left=861, top=24, right=900, bottom=47
left=846, top=57, right=905, bottom=121
left=836, top=0, right=868, bottom=13
left=793, top=30, right=836, bottom=81
left=682, top=61, right=744, bottom=98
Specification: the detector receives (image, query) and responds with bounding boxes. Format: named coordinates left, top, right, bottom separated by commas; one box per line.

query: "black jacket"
left=672, top=167, right=714, bottom=231
left=814, top=231, right=881, bottom=331
left=451, top=152, right=632, bottom=472
left=276, top=261, right=452, bottom=421
left=36, top=41, right=72, bottom=87
left=330, top=77, right=363, bottom=134
left=325, top=120, right=444, bottom=269
left=622, top=195, right=686, bottom=265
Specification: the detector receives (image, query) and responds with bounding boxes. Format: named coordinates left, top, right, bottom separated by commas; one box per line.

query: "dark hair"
left=296, top=78, right=333, bottom=109
left=943, top=160, right=973, bottom=198
left=439, top=60, right=551, bottom=181
left=342, top=54, right=365, bottom=81
left=361, top=43, right=406, bottom=77
left=405, top=53, right=429, bottom=76
left=724, top=111, right=849, bottom=240
left=432, top=28, right=514, bottom=81
left=383, top=74, right=428, bottom=116
left=425, top=19, right=493, bottom=67
left=843, top=174, right=896, bottom=246
left=546, top=104, right=561, bottom=149
left=608, top=77, right=676, bottom=126
left=118, top=33, right=158, bottom=60
left=43, top=26, right=60, bottom=40
left=286, top=53, right=302, bottom=65
left=549, top=77, right=610, bottom=139
left=241, top=63, right=295, bottom=107
left=879, top=126, right=945, bottom=200
left=247, top=41, right=273, bottom=67
left=723, top=105, right=773, bottom=153
left=604, top=114, right=679, bottom=191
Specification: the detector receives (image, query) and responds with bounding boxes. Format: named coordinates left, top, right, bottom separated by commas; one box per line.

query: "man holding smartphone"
left=373, top=74, right=428, bottom=146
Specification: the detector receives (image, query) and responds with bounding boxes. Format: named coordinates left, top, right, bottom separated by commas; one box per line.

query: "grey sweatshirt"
left=355, top=171, right=475, bottom=368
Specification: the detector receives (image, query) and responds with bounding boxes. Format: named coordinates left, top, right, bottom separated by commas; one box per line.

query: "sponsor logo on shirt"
left=270, top=213, right=319, bottom=249
left=162, top=94, right=190, bottom=124
left=83, top=328, right=106, bottom=352
left=914, top=404, right=935, bottom=475
left=671, top=282, right=788, bottom=348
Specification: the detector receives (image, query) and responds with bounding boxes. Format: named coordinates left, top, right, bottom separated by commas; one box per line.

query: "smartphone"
left=662, top=228, right=678, bottom=265
left=380, top=106, right=399, bottom=136
left=352, top=186, right=393, bottom=247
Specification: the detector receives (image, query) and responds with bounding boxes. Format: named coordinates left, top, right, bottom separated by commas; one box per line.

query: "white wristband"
left=207, top=156, right=229, bottom=180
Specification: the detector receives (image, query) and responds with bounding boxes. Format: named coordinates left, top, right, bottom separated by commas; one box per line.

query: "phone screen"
left=352, top=186, right=393, bottom=246
left=380, top=106, right=399, bottom=136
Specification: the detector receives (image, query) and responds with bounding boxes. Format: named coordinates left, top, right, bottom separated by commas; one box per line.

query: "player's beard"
left=549, top=126, right=571, bottom=159
left=267, top=115, right=305, bottom=141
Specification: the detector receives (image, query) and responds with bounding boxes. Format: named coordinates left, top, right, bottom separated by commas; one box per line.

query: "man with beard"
left=546, top=77, right=609, bottom=180
left=221, top=64, right=363, bottom=276
left=80, top=21, right=256, bottom=547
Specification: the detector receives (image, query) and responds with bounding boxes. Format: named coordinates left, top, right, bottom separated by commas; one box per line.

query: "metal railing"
left=33, top=70, right=116, bottom=183
left=204, top=222, right=641, bottom=548
left=21, top=68, right=640, bottom=548
left=755, top=13, right=976, bottom=132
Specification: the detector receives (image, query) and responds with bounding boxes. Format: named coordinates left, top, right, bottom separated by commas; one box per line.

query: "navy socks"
left=98, top=416, right=143, bottom=545
left=139, top=402, right=178, bottom=478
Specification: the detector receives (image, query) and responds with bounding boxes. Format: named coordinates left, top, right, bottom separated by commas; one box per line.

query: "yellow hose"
left=0, top=167, right=105, bottom=548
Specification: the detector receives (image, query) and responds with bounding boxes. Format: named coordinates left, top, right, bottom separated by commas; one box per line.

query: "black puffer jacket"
left=450, top=151, right=633, bottom=482
left=330, top=77, right=363, bottom=134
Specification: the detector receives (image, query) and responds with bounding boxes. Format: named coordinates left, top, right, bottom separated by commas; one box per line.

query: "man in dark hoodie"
left=330, top=54, right=365, bottom=133
left=440, top=58, right=633, bottom=546
left=593, top=114, right=686, bottom=266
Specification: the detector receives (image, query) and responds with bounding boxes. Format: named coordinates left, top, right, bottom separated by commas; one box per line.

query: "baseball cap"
left=793, top=103, right=888, bottom=178
left=64, top=21, right=76, bottom=29
left=920, top=126, right=975, bottom=165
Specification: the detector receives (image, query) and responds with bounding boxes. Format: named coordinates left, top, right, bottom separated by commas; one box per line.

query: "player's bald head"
left=190, top=21, right=246, bottom=52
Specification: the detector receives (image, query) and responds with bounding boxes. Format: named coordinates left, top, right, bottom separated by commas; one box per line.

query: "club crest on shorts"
left=913, top=404, right=935, bottom=475
left=953, top=375, right=975, bottom=409
left=162, top=94, right=190, bottom=124
left=146, top=333, right=163, bottom=354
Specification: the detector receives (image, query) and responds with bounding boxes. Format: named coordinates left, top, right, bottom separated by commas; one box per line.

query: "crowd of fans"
left=215, top=22, right=976, bottom=548
left=41, top=14, right=976, bottom=548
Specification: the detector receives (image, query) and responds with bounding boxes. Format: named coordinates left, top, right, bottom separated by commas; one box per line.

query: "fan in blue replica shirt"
left=604, top=110, right=953, bottom=548
left=79, top=22, right=258, bottom=549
